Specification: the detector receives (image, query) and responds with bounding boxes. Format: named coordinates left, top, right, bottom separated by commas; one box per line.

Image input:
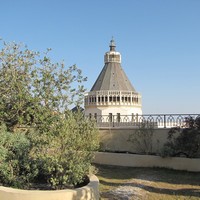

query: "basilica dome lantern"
left=84, top=38, right=142, bottom=118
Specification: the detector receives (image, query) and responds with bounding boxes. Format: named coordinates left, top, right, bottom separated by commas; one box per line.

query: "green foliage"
left=0, top=124, right=38, bottom=188
left=0, top=41, right=87, bottom=130
left=30, top=111, right=99, bottom=189
left=128, top=123, right=154, bottom=155
left=0, top=40, right=99, bottom=189
left=161, top=117, right=200, bottom=158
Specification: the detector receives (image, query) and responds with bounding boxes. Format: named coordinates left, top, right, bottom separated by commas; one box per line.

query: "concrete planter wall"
left=0, top=175, right=99, bottom=200
left=94, top=152, right=200, bottom=172
left=99, top=127, right=171, bottom=154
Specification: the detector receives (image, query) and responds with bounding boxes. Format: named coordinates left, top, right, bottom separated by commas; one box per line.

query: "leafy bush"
left=0, top=40, right=86, bottom=130
left=30, top=111, right=99, bottom=189
left=161, top=117, right=200, bottom=158
left=0, top=124, right=38, bottom=188
left=128, top=122, right=154, bottom=155
left=0, top=40, right=99, bottom=189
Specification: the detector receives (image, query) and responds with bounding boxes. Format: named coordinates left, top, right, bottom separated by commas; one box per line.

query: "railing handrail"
left=85, top=114, right=200, bottom=128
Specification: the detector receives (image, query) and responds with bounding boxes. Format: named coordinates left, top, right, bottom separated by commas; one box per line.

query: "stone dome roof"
left=90, top=39, right=136, bottom=92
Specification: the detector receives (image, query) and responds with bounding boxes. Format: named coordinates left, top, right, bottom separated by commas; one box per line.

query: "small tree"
left=128, top=122, right=154, bottom=155
left=0, top=40, right=99, bottom=189
left=0, top=40, right=86, bottom=130
left=29, top=111, right=98, bottom=189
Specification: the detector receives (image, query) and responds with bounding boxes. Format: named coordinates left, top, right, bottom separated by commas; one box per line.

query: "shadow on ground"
left=96, top=164, right=200, bottom=199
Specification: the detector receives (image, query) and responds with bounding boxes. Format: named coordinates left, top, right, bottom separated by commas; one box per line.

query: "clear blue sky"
left=1, top=0, right=200, bottom=114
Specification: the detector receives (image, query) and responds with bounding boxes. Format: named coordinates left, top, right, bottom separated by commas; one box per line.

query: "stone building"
left=84, top=39, right=142, bottom=118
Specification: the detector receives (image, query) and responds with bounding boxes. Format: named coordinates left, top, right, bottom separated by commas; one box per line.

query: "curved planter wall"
left=94, top=152, right=200, bottom=172
left=0, top=175, right=99, bottom=200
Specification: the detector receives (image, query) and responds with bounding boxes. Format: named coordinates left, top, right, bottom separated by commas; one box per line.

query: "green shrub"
left=0, top=112, right=99, bottom=190
left=161, top=117, right=200, bottom=158
left=0, top=40, right=99, bottom=189
left=30, top=111, right=99, bottom=189
left=128, top=122, right=154, bottom=155
left=0, top=124, right=38, bottom=188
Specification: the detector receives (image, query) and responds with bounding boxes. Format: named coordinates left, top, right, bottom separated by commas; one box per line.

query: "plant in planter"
left=0, top=124, right=38, bottom=189
left=29, top=111, right=99, bottom=189
left=0, top=40, right=99, bottom=190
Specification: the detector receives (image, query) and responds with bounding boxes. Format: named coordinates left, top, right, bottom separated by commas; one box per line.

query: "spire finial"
left=109, top=36, right=116, bottom=51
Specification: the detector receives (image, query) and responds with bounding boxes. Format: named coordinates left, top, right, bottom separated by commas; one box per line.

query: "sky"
left=0, top=0, right=200, bottom=114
